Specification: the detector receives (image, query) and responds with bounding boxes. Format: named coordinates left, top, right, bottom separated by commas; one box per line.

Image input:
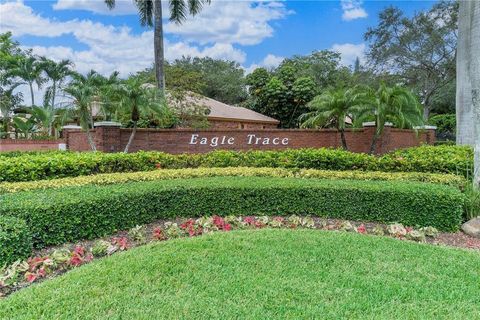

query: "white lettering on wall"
left=189, top=134, right=290, bottom=147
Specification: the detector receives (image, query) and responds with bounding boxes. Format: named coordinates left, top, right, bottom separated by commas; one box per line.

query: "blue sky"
left=1, top=0, right=437, bottom=78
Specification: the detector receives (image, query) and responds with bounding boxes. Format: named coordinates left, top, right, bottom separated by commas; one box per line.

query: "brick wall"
left=0, top=139, right=64, bottom=152
left=65, top=126, right=436, bottom=154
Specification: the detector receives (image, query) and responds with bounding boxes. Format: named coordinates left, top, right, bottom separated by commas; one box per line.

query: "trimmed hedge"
left=0, top=145, right=473, bottom=183
left=0, top=216, right=32, bottom=266
left=0, top=167, right=467, bottom=194
left=0, top=177, right=464, bottom=249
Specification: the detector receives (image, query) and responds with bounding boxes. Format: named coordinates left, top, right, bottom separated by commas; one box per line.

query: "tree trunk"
left=29, top=82, right=35, bottom=106
left=124, top=122, right=137, bottom=153
left=340, top=128, right=348, bottom=150
left=456, top=1, right=477, bottom=146
left=86, top=129, right=97, bottom=152
left=51, top=81, right=56, bottom=108
left=154, top=0, right=165, bottom=92
left=470, top=3, right=480, bottom=189
left=369, top=134, right=379, bottom=155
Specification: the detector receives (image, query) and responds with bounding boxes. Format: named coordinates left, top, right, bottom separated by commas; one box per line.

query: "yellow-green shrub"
left=0, top=167, right=467, bottom=194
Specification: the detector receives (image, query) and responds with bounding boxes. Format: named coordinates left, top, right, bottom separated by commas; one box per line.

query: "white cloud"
left=245, top=53, right=284, bottom=74
left=165, top=1, right=290, bottom=45
left=341, top=0, right=368, bottom=21
left=331, top=43, right=365, bottom=67
left=53, top=0, right=137, bottom=15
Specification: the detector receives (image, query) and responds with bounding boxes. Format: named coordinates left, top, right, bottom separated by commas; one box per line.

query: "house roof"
left=188, top=95, right=279, bottom=124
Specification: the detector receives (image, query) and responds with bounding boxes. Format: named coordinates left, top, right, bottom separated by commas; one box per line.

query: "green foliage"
left=429, top=113, right=456, bottom=140
left=365, top=2, right=458, bottom=118
left=0, top=145, right=473, bottom=183
left=0, top=216, right=32, bottom=266
left=246, top=65, right=317, bottom=127
left=0, top=167, right=466, bottom=194
left=0, top=177, right=464, bottom=249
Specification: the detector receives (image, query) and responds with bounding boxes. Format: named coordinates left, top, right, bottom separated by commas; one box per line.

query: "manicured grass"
left=1, top=229, right=479, bottom=319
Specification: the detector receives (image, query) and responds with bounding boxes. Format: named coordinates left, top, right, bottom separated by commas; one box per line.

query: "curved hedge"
left=0, top=216, right=32, bottom=266
left=0, top=145, right=472, bottom=183
left=0, top=167, right=467, bottom=194
left=0, top=177, right=464, bottom=249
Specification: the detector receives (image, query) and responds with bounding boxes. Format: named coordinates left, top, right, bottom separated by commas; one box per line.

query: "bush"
left=0, top=216, right=32, bottom=266
left=0, top=167, right=467, bottom=194
left=0, top=145, right=473, bottom=183
left=380, top=145, right=473, bottom=178
left=0, top=177, right=464, bottom=248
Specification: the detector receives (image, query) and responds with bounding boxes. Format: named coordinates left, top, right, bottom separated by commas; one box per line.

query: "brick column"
left=93, top=122, right=122, bottom=152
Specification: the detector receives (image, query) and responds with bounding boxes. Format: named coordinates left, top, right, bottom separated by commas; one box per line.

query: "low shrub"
left=0, top=216, right=32, bottom=266
left=0, top=145, right=472, bottom=183
left=0, top=177, right=464, bottom=248
left=380, top=145, right=473, bottom=177
left=0, top=167, right=467, bottom=194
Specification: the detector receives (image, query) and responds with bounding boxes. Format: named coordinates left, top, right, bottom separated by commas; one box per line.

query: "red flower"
left=153, top=227, right=166, bottom=240
left=25, top=272, right=37, bottom=283
left=224, top=224, right=232, bottom=231
left=155, top=163, right=162, bottom=169
left=112, top=237, right=129, bottom=250
left=357, top=224, right=367, bottom=234
left=73, top=246, right=85, bottom=256
left=69, top=253, right=83, bottom=267
left=37, top=267, right=47, bottom=277
left=405, top=227, right=413, bottom=233
left=243, top=216, right=255, bottom=225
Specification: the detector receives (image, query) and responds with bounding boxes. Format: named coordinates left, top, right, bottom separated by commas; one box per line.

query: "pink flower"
left=25, top=272, right=37, bottom=283
left=357, top=224, right=367, bottom=234
left=224, top=224, right=232, bottom=231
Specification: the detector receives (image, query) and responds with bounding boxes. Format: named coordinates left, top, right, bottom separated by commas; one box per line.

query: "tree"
left=172, top=57, right=247, bottom=104
left=6, top=54, right=44, bottom=106
left=115, top=79, right=168, bottom=152
left=246, top=66, right=317, bottom=128
left=357, top=84, right=424, bottom=154
left=456, top=1, right=480, bottom=188
left=300, top=88, right=366, bottom=150
left=365, top=1, right=458, bottom=120
left=40, top=58, right=74, bottom=109
left=105, top=0, right=211, bottom=92
left=63, top=71, right=101, bottom=151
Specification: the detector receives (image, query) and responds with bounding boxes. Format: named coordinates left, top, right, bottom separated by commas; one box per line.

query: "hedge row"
left=0, top=145, right=473, bottom=182
left=0, top=177, right=464, bottom=252
left=0, top=216, right=32, bottom=266
left=0, top=167, right=467, bottom=194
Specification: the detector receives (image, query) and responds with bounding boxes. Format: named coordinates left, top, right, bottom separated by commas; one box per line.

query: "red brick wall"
left=65, top=126, right=436, bottom=154
left=0, top=139, right=64, bottom=152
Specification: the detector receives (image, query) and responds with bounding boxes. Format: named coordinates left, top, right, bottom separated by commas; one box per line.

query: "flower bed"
left=0, top=167, right=467, bottom=194
left=0, top=176, right=464, bottom=261
left=0, top=145, right=472, bottom=182
left=2, top=214, right=469, bottom=298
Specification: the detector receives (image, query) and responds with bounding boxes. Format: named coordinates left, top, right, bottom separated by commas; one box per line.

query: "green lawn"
left=1, top=229, right=480, bottom=319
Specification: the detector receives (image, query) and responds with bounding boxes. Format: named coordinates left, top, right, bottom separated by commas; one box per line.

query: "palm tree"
left=6, top=54, right=43, bottom=106
left=40, top=58, right=74, bottom=109
left=457, top=1, right=480, bottom=188
left=357, top=84, right=424, bottom=154
left=63, top=71, right=101, bottom=151
left=105, top=0, right=211, bottom=91
left=300, top=88, right=366, bottom=150
left=0, top=82, right=23, bottom=137
left=116, top=79, right=167, bottom=152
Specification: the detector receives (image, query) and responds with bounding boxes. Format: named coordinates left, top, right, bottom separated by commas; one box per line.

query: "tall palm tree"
left=40, top=58, right=74, bottom=109
left=457, top=1, right=480, bottom=188
left=6, top=54, right=43, bottom=106
left=105, top=0, right=211, bottom=91
left=63, top=71, right=102, bottom=151
left=357, top=84, right=424, bottom=154
left=299, top=88, right=366, bottom=150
